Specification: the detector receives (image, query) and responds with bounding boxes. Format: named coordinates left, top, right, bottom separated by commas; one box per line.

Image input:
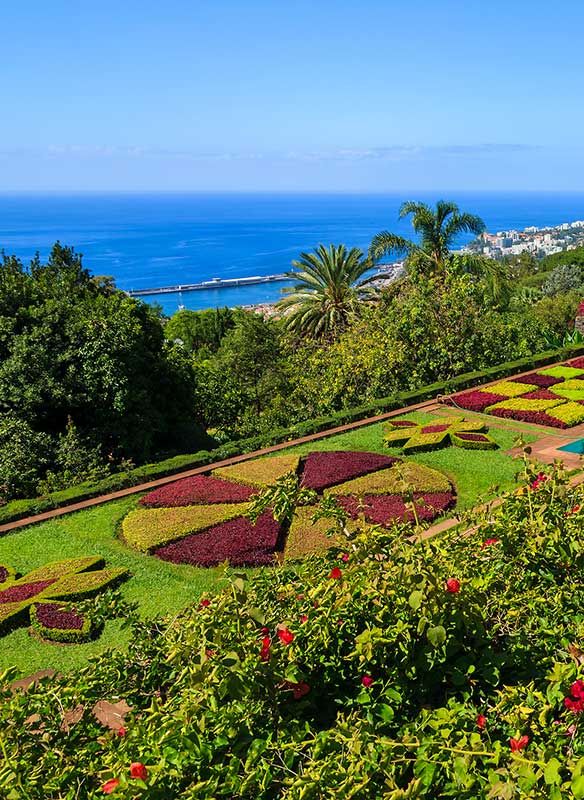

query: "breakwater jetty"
left=127, top=263, right=403, bottom=298
left=128, top=274, right=289, bottom=297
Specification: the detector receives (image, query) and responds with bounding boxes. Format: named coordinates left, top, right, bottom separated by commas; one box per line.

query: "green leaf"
left=544, top=758, right=561, bottom=785
left=408, top=590, right=423, bottom=610
left=427, top=625, right=446, bottom=647
left=572, top=776, right=584, bottom=799
left=247, top=606, right=265, bottom=625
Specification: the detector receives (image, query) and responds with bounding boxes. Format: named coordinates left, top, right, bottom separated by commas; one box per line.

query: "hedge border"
left=1, top=344, right=584, bottom=527
left=29, top=602, right=93, bottom=644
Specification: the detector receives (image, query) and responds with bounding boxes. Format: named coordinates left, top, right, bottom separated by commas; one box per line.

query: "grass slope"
left=0, top=497, right=224, bottom=675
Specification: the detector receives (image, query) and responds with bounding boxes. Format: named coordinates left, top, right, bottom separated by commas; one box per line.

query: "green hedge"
left=1, top=343, right=583, bottom=527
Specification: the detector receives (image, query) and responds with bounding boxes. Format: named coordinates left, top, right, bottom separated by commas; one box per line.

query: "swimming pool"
left=558, top=439, right=584, bottom=454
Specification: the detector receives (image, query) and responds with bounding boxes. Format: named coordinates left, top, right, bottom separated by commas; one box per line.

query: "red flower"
left=330, top=567, right=342, bottom=580
left=199, top=599, right=211, bottom=608
left=569, top=320, right=574, bottom=327
left=292, top=681, right=311, bottom=700
left=313, top=601, right=319, bottom=609
left=261, top=626, right=269, bottom=634
left=130, top=762, right=148, bottom=781
left=101, top=779, right=120, bottom=794
left=341, top=553, right=349, bottom=562
left=361, top=676, right=374, bottom=688
left=300, top=615, right=308, bottom=624
left=259, top=636, right=271, bottom=661
left=477, top=714, right=487, bottom=730
left=565, top=697, right=584, bottom=713
left=509, top=735, right=529, bottom=752
left=297, top=594, right=304, bottom=600
left=117, top=727, right=126, bottom=737
left=481, top=538, right=499, bottom=549
left=572, top=679, right=584, bottom=699
left=446, top=578, right=460, bottom=594
left=277, top=627, right=294, bottom=645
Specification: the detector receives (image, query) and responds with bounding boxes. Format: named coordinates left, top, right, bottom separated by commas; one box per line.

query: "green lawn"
left=0, top=409, right=535, bottom=676
left=0, top=496, right=226, bottom=676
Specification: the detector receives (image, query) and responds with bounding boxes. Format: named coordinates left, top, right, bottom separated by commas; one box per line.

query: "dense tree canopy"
left=0, top=244, right=204, bottom=498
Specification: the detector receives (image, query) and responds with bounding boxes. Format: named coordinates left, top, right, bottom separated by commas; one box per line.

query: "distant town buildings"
left=464, top=220, right=584, bottom=260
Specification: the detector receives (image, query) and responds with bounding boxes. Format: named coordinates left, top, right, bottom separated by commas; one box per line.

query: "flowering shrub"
left=300, top=450, right=398, bottom=492
left=154, top=511, right=281, bottom=567
left=9, top=460, right=584, bottom=797
left=139, top=475, right=256, bottom=507
left=121, top=502, right=249, bottom=552
left=212, top=454, right=301, bottom=488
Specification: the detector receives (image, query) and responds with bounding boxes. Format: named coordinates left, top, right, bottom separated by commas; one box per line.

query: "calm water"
left=1, top=191, right=584, bottom=315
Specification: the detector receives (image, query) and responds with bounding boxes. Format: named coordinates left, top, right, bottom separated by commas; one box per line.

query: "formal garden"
left=0, top=407, right=538, bottom=675
left=5, top=207, right=584, bottom=797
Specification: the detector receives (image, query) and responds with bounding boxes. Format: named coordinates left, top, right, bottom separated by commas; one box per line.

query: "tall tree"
left=277, top=244, right=376, bottom=339
left=369, top=200, right=486, bottom=276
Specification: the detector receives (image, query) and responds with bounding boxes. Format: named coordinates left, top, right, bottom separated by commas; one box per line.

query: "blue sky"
left=2, top=0, right=584, bottom=191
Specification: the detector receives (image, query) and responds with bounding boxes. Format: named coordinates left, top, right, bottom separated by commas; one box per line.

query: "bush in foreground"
left=5, top=460, right=584, bottom=797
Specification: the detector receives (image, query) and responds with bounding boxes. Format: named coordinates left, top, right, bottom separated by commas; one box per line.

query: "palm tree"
left=369, top=200, right=486, bottom=276
left=277, top=243, right=376, bottom=339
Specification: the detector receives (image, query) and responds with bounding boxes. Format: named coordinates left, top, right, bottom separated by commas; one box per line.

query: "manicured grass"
left=0, top=496, right=226, bottom=676
left=284, top=411, right=536, bottom=510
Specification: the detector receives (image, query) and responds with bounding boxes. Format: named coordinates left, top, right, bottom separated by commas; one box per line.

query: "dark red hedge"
left=568, top=357, right=584, bottom=369
left=35, top=602, right=85, bottom=630
left=139, top=475, right=256, bottom=507
left=421, top=424, right=450, bottom=434
left=301, top=451, right=399, bottom=492
left=154, top=511, right=281, bottom=567
left=513, top=373, right=562, bottom=387
left=0, top=567, right=9, bottom=584
left=456, top=433, right=489, bottom=442
left=388, top=420, right=418, bottom=428
left=488, top=407, right=566, bottom=428
left=521, top=389, right=564, bottom=400
left=337, top=491, right=455, bottom=527
left=0, top=579, right=56, bottom=604
left=452, top=390, right=508, bottom=412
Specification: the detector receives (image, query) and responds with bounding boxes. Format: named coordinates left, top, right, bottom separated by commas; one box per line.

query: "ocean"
left=1, top=191, right=584, bottom=315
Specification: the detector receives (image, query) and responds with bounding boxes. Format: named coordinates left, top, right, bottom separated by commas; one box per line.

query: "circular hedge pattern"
left=122, top=451, right=456, bottom=567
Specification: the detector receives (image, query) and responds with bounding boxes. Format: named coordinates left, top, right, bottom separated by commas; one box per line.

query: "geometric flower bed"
left=126, top=451, right=456, bottom=566
left=453, top=359, right=584, bottom=428
left=383, top=416, right=497, bottom=452
left=138, top=475, right=256, bottom=507
left=0, top=557, right=128, bottom=642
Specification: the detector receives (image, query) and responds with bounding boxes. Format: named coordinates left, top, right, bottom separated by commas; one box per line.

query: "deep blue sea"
left=1, top=191, right=584, bottom=315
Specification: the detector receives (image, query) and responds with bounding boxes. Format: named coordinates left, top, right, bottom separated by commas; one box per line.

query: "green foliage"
left=6, top=462, right=584, bottom=796
left=0, top=244, right=206, bottom=499
left=542, top=263, right=584, bottom=297
left=0, top=415, right=53, bottom=500
left=292, top=275, right=542, bottom=415
left=533, top=291, right=581, bottom=337
left=164, top=307, right=238, bottom=355
left=325, top=462, right=452, bottom=497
